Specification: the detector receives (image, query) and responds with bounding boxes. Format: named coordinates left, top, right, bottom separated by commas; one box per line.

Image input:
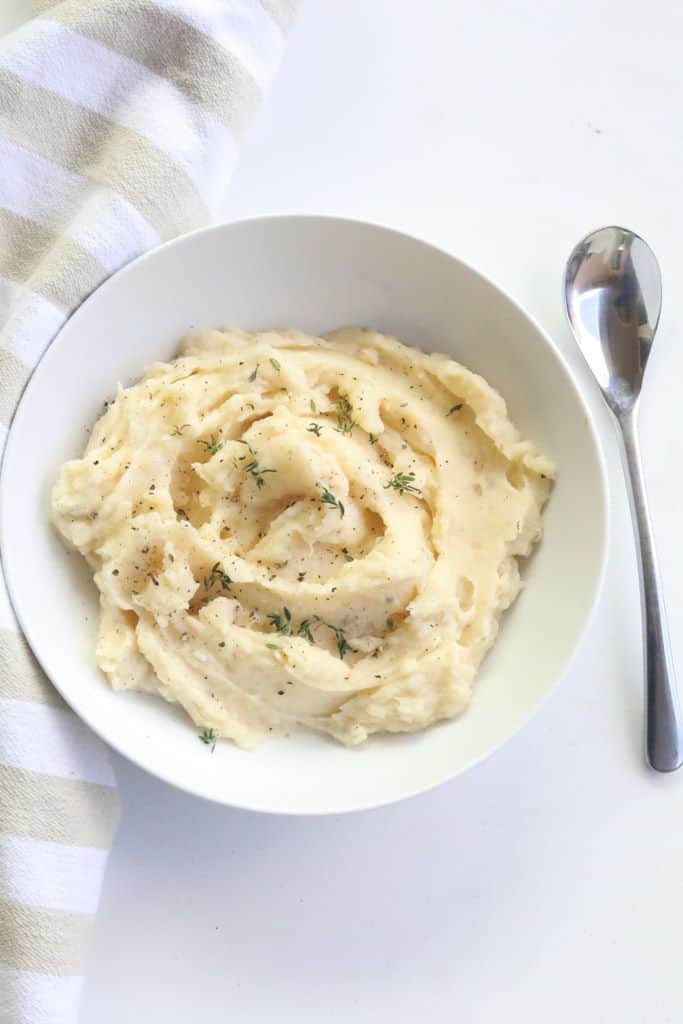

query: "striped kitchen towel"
left=0, top=1, right=297, bottom=1020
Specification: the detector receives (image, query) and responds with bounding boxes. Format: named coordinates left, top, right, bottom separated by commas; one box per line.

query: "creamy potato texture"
left=51, top=328, right=554, bottom=748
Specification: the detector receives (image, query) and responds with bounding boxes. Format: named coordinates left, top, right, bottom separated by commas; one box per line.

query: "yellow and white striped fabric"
left=0, top=1, right=296, bottom=1019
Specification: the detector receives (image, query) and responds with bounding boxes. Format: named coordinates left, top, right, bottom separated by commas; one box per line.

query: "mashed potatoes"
left=51, top=328, right=554, bottom=748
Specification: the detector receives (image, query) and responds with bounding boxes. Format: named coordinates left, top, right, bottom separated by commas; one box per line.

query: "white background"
left=4, top=1, right=683, bottom=1021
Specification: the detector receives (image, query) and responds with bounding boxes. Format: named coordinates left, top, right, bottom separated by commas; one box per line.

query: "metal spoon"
left=565, top=226, right=682, bottom=772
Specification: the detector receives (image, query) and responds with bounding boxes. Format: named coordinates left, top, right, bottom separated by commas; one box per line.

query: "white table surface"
left=4, top=2, right=683, bottom=1020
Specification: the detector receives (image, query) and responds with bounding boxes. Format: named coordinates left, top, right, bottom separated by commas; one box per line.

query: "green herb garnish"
left=199, top=728, right=217, bottom=752
left=447, top=403, right=463, bottom=416
left=198, top=434, right=223, bottom=455
left=385, top=471, right=422, bottom=496
left=236, top=440, right=277, bottom=489
left=265, top=642, right=281, bottom=651
left=342, top=548, right=354, bottom=562
left=296, top=615, right=356, bottom=659
left=270, top=357, right=281, bottom=372
left=204, top=562, right=231, bottom=591
left=328, top=623, right=358, bottom=659
left=307, top=423, right=323, bottom=436
left=171, top=423, right=190, bottom=436
left=248, top=366, right=259, bottom=383
left=297, top=618, right=317, bottom=644
left=310, top=399, right=317, bottom=413
left=333, top=394, right=357, bottom=435
left=320, top=485, right=345, bottom=517
left=267, top=607, right=292, bottom=635
left=368, top=433, right=378, bottom=445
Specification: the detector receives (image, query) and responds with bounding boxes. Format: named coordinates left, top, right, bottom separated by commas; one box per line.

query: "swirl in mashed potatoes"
left=51, top=328, right=554, bottom=748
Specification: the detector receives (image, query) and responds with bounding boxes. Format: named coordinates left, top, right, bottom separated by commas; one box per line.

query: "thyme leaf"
left=198, top=434, right=223, bottom=455
left=204, top=562, right=231, bottom=591
left=267, top=607, right=292, bottom=635
left=199, top=728, right=217, bottom=752
left=333, top=394, right=357, bottom=435
left=320, top=485, right=345, bottom=517
left=385, top=471, right=422, bottom=496
left=236, top=439, right=276, bottom=488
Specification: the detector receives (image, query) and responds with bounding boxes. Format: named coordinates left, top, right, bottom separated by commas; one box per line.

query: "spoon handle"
left=617, top=410, right=682, bottom=771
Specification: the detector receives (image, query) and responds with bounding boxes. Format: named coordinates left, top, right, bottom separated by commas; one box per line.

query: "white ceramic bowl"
left=1, top=216, right=608, bottom=814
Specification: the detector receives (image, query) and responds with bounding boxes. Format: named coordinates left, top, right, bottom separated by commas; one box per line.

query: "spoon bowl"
left=565, top=226, right=662, bottom=413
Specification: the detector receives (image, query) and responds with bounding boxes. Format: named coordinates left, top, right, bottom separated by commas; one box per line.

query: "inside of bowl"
left=1, top=216, right=607, bottom=813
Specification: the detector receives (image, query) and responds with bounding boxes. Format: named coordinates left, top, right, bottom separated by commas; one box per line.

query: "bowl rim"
left=0, top=213, right=611, bottom=815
